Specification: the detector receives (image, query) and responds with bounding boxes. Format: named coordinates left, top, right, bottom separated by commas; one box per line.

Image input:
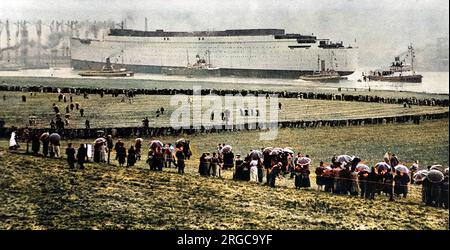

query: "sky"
left=0, top=0, right=449, bottom=66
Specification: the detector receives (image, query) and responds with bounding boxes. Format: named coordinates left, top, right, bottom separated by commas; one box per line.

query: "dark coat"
left=394, top=174, right=410, bottom=195
left=234, top=159, right=244, bottom=180
left=127, top=148, right=136, bottom=166
left=116, top=147, right=127, bottom=165
left=315, top=166, right=325, bottom=186
left=66, top=147, right=76, bottom=162
left=199, top=158, right=207, bottom=176
left=382, top=172, right=394, bottom=194
left=295, top=167, right=310, bottom=188
left=76, top=146, right=87, bottom=163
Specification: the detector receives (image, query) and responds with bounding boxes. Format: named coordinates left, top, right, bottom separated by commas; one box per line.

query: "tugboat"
left=299, top=53, right=342, bottom=83
left=366, top=45, right=422, bottom=83
left=162, top=50, right=221, bottom=77
left=78, top=57, right=134, bottom=77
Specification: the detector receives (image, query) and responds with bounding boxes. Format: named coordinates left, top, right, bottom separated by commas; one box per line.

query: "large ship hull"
left=72, top=59, right=354, bottom=79
left=71, top=29, right=358, bottom=79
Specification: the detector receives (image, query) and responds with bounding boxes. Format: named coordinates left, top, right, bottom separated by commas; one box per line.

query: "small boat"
left=299, top=70, right=342, bottom=83
left=78, top=57, right=134, bottom=77
left=299, top=54, right=342, bottom=83
left=366, top=44, right=422, bottom=83
left=162, top=51, right=221, bottom=77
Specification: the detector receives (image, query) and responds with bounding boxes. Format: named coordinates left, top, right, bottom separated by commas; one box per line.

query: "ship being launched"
left=71, top=28, right=358, bottom=79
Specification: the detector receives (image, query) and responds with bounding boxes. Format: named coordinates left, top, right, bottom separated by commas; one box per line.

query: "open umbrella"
left=394, top=164, right=409, bottom=174
left=273, top=147, right=283, bottom=152
left=269, top=150, right=280, bottom=156
left=94, top=137, right=106, bottom=145
left=351, top=157, right=362, bottom=165
left=176, top=138, right=186, bottom=148
left=39, top=132, right=49, bottom=141
left=150, top=140, right=163, bottom=149
left=283, top=148, right=294, bottom=154
left=429, top=165, right=444, bottom=172
left=48, top=133, right=61, bottom=144
left=375, top=162, right=391, bottom=171
left=221, top=145, right=232, bottom=154
left=270, top=147, right=283, bottom=156
left=356, top=164, right=371, bottom=173
left=176, top=138, right=186, bottom=144
left=297, top=157, right=311, bottom=166
left=427, top=170, right=444, bottom=183
left=263, top=147, right=273, bottom=154
left=413, top=170, right=429, bottom=183
left=249, top=150, right=263, bottom=159
left=336, top=155, right=353, bottom=163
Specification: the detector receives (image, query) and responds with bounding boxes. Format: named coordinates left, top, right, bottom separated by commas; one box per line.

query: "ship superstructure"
left=71, top=28, right=358, bottom=78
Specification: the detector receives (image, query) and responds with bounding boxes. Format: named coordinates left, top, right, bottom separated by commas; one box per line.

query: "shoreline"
left=0, top=75, right=449, bottom=99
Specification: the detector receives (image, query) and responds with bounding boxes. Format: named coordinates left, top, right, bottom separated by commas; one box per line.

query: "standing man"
left=76, top=144, right=87, bottom=170
left=66, top=143, right=76, bottom=169
left=175, top=146, right=185, bottom=174
left=106, top=135, right=113, bottom=164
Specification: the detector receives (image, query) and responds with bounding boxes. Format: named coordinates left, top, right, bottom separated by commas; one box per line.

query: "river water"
left=0, top=68, right=448, bottom=94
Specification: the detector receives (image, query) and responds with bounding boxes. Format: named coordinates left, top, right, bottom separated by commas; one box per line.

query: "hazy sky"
left=1, top=0, right=449, bottom=66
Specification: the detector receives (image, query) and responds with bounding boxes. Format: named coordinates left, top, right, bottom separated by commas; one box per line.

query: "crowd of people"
left=2, top=111, right=448, bottom=141
left=7, top=126, right=448, bottom=209
left=196, top=145, right=448, bottom=209
left=1, top=84, right=448, bottom=107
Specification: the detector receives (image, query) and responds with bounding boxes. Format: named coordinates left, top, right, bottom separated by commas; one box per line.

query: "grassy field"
left=0, top=75, right=448, bottom=230
left=0, top=144, right=448, bottom=230
left=1, top=120, right=448, bottom=229
left=0, top=91, right=447, bottom=129
left=1, top=75, right=449, bottom=100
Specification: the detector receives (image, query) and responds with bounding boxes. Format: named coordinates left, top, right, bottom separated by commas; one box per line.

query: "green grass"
left=0, top=146, right=448, bottom=230
left=0, top=91, right=447, bottom=129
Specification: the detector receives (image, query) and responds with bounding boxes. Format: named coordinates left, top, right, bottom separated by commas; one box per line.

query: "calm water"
left=0, top=68, right=448, bottom=94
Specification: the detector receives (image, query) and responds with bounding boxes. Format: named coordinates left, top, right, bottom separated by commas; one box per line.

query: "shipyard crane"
left=0, top=21, right=4, bottom=60
left=35, top=20, right=42, bottom=64
left=14, top=21, right=20, bottom=63
left=5, top=20, right=10, bottom=62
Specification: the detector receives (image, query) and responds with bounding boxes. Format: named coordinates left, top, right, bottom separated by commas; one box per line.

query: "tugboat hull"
left=161, top=67, right=221, bottom=77
left=78, top=71, right=135, bottom=77
left=367, top=75, right=422, bottom=83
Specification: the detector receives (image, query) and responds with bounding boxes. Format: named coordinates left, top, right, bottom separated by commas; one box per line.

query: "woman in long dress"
left=9, top=131, right=19, bottom=150
left=100, top=143, right=107, bottom=163
left=249, top=159, right=259, bottom=182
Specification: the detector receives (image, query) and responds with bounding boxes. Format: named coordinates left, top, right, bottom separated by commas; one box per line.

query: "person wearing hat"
left=440, top=169, right=449, bottom=208
left=175, top=146, right=185, bottom=174
left=295, top=162, right=311, bottom=189
left=66, top=143, right=76, bottom=169
left=203, top=152, right=211, bottom=176
left=198, top=153, right=208, bottom=176
left=269, top=162, right=282, bottom=188
left=410, top=161, right=419, bottom=184
left=249, top=157, right=259, bottom=182
left=381, top=168, right=394, bottom=201
left=234, top=154, right=244, bottom=180
left=315, top=161, right=326, bottom=191
left=210, top=152, right=220, bottom=177
left=394, top=170, right=410, bottom=198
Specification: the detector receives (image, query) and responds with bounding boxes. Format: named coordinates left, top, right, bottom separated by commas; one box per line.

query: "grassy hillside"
left=0, top=149, right=448, bottom=230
